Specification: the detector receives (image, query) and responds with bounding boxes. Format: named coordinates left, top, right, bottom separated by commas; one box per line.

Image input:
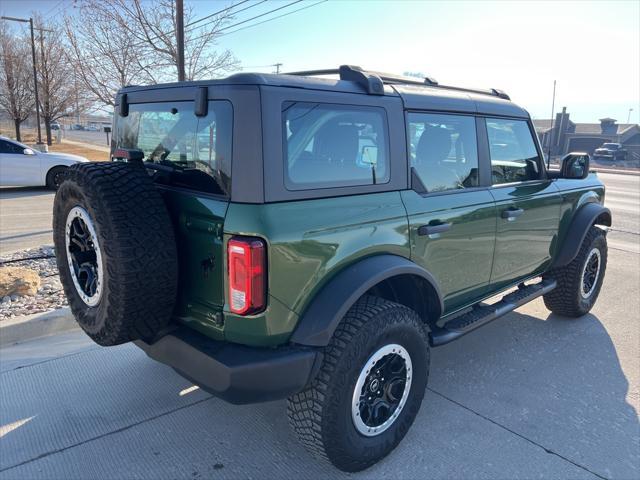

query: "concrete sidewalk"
left=0, top=247, right=637, bottom=479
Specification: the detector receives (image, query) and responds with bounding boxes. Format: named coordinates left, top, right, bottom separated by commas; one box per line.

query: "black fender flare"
left=289, top=254, right=444, bottom=347
left=552, top=203, right=611, bottom=268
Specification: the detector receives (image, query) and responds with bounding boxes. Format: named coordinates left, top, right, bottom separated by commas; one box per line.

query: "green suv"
left=53, top=65, right=611, bottom=472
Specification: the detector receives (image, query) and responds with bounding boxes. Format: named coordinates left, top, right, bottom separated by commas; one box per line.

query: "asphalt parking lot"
left=0, top=172, right=638, bottom=479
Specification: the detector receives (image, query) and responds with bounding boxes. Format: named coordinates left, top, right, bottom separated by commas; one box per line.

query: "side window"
left=408, top=113, right=479, bottom=193
left=283, top=102, right=389, bottom=190
left=486, top=118, right=541, bottom=184
left=0, top=140, right=23, bottom=154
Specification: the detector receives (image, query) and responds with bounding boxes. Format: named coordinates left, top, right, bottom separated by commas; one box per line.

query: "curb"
left=0, top=307, right=78, bottom=347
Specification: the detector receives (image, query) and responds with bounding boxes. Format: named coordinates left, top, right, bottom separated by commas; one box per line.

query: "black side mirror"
left=559, top=152, right=590, bottom=179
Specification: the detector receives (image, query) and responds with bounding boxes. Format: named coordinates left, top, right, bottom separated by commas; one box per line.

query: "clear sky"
left=2, top=0, right=639, bottom=123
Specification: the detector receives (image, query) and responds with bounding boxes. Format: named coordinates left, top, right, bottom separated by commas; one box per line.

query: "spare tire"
left=53, top=162, right=178, bottom=346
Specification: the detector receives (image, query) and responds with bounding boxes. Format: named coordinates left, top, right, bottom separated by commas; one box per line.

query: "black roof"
left=119, top=65, right=529, bottom=118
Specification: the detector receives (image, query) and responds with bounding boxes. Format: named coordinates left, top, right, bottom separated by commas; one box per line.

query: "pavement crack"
left=0, top=396, right=214, bottom=474
left=0, top=347, right=101, bottom=375
left=427, top=387, right=610, bottom=480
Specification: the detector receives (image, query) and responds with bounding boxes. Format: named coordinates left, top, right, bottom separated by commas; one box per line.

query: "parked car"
left=86, top=124, right=100, bottom=132
left=593, top=142, right=627, bottom=161
left=0, top=136, right=88, bottom=189
left=50, top=122, right=61, bottom=131
left=70, top=124, right=85, bottom=131
left=52, top=66, right=611, bottom=472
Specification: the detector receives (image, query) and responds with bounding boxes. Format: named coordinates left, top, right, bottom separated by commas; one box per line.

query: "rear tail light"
left=227, top=236, right=266, bottom=315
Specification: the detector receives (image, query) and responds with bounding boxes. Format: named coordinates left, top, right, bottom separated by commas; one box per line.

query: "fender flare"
left=289, top=254, right=444, bottom=347
left=552, top=203, right=611, bottom=268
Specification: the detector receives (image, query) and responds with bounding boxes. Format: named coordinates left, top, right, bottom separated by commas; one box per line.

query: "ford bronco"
left=53, top=65, right=611, bottom=472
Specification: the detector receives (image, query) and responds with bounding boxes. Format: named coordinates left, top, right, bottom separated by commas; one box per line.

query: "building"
left=534, top=107, right=640, bottom=162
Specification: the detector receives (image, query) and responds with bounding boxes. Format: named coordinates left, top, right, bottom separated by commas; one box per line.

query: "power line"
left=221, top=0, right=327, bottom=37
left=190, top=0, right=305, bottom=42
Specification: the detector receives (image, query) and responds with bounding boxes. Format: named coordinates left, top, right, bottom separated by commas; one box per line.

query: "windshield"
left=602, top=143, right=619, bottom=149
left=113, top=100, right=233, bottom=196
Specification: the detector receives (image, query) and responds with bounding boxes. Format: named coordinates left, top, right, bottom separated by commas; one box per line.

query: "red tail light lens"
left=227, top=236, right=266, bottom=315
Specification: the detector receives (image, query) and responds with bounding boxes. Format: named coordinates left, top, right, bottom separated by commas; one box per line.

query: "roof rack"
left=284, top=65, right=510, bottom=101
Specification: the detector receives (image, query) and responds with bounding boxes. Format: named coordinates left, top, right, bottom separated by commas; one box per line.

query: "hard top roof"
left=118, top=65, right=529, bottom=118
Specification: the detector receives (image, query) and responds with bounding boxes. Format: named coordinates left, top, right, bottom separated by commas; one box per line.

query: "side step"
left=429, top=279, right=557, bottom=347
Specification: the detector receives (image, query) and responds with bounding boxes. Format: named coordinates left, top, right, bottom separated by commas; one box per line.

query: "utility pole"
left=1, top=16, right=43, bottom=145
left=546, top=79, right=556, bottom=169
left=274, top=63, right=283, bottom=74
left=176, top=0, right=185, bottom=81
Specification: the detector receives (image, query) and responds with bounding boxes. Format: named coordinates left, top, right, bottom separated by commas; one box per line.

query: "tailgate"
left=160, top=188, right=229, bottom=336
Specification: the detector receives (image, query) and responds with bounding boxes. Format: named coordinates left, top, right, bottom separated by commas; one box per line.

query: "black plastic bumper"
left=134, top=328, right=321, bottom=405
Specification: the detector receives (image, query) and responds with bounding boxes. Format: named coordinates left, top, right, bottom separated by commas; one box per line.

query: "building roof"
left=533, top=119, right=638, bottom=135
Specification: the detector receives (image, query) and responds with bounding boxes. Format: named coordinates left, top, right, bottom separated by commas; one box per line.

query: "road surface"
left=0, top=171, right=638, bottom=478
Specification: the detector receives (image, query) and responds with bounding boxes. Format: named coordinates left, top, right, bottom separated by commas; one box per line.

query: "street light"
left=628, top=108, right=634, bottom=124
left=1, top=15, right=43, bottom=145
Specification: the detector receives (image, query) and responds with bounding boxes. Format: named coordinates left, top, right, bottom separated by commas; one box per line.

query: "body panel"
left=489, top=180, right=562, bottom=288
left=222, top=191, right=410, bottom=346
left=401, top=188, right=497, bottom=312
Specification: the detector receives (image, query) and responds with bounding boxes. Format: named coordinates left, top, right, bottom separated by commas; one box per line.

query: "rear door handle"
left=501, top=208, right=524, bottom=220
left=418, top=222, right=452, bottom=236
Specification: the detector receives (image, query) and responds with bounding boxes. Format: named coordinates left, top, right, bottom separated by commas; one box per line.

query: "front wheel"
left=543, top=226, right=607, bottom=317
left=287, top=296, right=430, bottom=472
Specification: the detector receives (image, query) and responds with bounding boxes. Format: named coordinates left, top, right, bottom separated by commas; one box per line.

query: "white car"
left=0, top=136, right=89, bottom=189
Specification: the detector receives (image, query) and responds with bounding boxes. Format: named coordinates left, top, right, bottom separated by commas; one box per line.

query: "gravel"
left=0, top=246, right=67, bottom=320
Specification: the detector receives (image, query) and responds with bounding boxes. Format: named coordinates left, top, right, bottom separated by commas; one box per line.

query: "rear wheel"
left=287, top=296, right=429, bottom=472
left=543, top=226, right=607, bottom=317
left=46, top=166, right=67, bottom=190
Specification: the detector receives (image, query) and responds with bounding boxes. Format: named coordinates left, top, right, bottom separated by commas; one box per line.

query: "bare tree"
left=34, top=16, right=79, bottom=145
left=64, top=6, right=154, bottom=108
left=0, top=25, right=35, bottom=141
left=77, top=0, right=239, bottom=84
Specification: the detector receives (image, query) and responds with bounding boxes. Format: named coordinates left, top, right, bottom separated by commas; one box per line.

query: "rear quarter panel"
left=223, top=192, right=410, bottom=346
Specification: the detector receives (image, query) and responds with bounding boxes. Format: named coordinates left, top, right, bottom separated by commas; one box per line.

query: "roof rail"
left=284, top=65, right=510, bottom=101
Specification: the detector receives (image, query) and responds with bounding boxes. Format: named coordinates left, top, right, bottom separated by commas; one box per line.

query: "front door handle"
left=501, top=208, right=524, bottom=220
left=418, top=222, right=452, bottom=236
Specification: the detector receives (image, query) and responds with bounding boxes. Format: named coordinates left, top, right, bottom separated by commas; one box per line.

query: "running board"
left=429, top=279, right=557, bottom=347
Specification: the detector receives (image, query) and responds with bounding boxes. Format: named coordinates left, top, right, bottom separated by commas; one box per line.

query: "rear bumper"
left=135, top=328, right=321, bottom=405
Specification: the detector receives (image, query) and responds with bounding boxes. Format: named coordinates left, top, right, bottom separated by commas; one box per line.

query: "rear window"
left=283, top=102, right=390, bottom=190
left=113, top=100, right=233, bottom=196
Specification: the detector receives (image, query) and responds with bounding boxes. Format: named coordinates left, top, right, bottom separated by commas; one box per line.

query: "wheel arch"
left=45, top=164, right=69, bottom=185
left=289, top=254, right=443, bottom=347
left=552, top=202, right=611, bottom=268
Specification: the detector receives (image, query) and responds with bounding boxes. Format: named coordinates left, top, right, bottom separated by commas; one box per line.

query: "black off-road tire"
left=543, top=226, right=607, bottom=317
left=53, top=162, right=178, bottom=346
left=287, top=296, right=430, bottom=472
left=46, top=166, right=67, bottom=190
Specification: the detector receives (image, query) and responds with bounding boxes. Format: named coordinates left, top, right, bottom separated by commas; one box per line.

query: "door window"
left=283, top=102, right=389, bottom=190
left=408, top=113, right=479, bottom=193
left=486, top=118, right=541, bottom=184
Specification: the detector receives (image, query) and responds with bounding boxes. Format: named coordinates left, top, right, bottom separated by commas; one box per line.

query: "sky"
left=2, top=0, right=639, bottom=123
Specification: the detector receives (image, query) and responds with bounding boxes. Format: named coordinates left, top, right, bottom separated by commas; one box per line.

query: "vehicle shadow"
left=0, top=187, right=53, bottom=199
left=1, top=309, right=637, bottom=479
left=427, top=308, right=639, bottom=479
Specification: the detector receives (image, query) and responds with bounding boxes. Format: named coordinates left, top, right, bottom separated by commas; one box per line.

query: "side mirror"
left=560, top=152, right=589, bottom=179
left=23, top=148, right=36, bottom=155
